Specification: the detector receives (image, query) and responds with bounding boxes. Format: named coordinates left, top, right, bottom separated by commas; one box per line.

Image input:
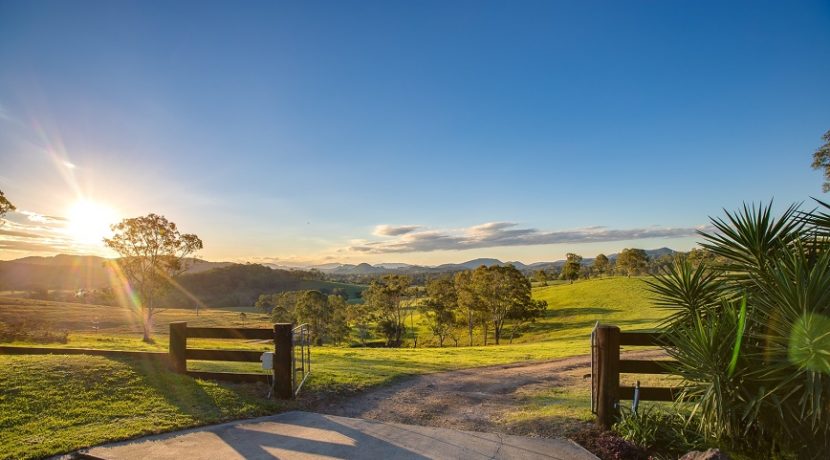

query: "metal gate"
left=292, top=323, right=311, bottom=396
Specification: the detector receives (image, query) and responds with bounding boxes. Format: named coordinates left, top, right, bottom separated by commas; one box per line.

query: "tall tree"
left=363, top=274, right=410, bottom=346
left=0, top=189, right=14, bottom=222
left=420, top=277, right=458, bottom=347
left=326, top=294, right=350, bottom=345
left=256, top=291, right=301, bottom=322
left=295, top=290, right=330, bottom=345
left=103, top=214, right=202, bottom=342
left=616, top=248, right=649, bottom=277
left=531, top=269, right=548, bottom=286
left=345, top=300, right=372, bottom=346
left=561, top=253, right=582, bottom=284
left=454, top=270, right=481, bottom=346
left=592, top=253, right=610, bottom=277
left=811, top=129, right=830, bottom=192
left=507, top=298, right=547, bottom=344
left=473, top=265, right=541, bottom=345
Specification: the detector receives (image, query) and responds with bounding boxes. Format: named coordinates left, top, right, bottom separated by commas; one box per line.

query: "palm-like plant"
left=650, top=201, right=830, bottom=458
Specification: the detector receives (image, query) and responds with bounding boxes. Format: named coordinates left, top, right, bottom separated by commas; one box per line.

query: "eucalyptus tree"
left=561, top=253, right=582, bottom=283
left=471, top=265, right=544, bottom=345
left=616, top=248, right=648, bottom=277
left=420, top=277, right=457, bottom=347
left=0, top=189, right=14, bottom=221
left=810, top=129, right=830, bottom=191
left=363, top=274, right=411, bottom=346
left=592, top=253, right=609, bottom=277
left=103, top=214, right=202, bottom=342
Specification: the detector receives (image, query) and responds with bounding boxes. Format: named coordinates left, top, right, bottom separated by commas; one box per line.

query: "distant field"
left=402, top=276, right=664, bottom=347
left=0, top=277, right=668, bottom=458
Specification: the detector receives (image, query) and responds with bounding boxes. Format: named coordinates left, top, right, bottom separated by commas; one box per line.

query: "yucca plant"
left=650, top=201, right=830, bottom=458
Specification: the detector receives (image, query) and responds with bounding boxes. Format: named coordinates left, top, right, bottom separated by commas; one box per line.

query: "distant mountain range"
left=264, top=247, right=677, bottom=275
left=0, top=247, right=678, bottom=290
left=0, top=255, right=234, bottom=290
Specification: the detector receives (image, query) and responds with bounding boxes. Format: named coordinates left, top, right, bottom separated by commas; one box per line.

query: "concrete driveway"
left=82, top=411, right=598, bottom=459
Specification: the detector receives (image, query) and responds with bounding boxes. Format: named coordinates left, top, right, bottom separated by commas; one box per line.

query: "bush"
left=0, top=319, right=68, bottom=344
left=648, top=201, right=830, bottom=458
left=614, top=407, right=706, bottom=459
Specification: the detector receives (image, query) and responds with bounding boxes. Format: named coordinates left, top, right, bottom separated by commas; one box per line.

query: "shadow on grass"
left=113, top=355, right=285, bottom=425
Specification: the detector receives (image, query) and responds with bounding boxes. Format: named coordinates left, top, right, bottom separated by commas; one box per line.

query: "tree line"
left=254, top=264, right=546, bottom=348
left=530, top=248, right=703, bottom=285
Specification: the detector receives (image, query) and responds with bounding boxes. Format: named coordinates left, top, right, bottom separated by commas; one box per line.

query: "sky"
left=0, top=0, right=829, bottom=266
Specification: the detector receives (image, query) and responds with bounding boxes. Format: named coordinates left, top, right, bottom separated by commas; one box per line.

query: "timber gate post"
left=596, top=325, right=620, bottom=429
left=169, top=321, right=187, bottom=374
left=273, top=323, right=293, bottom=399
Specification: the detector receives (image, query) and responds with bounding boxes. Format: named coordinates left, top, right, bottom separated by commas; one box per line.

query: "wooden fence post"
left=596, top=325, right=620, bottom=429
left=169, top=321, right=187, bottom=374
left=273, top=323, right=293, bottom=399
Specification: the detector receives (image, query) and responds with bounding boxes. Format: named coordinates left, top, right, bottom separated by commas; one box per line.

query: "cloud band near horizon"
left=351, top=222, right=708, bottom=254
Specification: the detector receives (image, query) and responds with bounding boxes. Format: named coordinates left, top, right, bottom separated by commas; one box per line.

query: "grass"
left=0, top=276, right=670, bottom=458
left=0, top=354, right=288, bottom=460
left=401, top=276, right=664, bottom=347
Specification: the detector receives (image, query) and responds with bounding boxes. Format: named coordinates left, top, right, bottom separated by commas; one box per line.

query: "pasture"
left=0, top=277, right=668, bottom=459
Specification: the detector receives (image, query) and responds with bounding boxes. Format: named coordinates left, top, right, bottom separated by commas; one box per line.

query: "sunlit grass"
left=0, top=277, right=670, bottom=458
left=0, top=354, right=287, bottom=460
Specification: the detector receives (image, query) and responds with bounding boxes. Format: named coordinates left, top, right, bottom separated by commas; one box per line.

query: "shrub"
left=0, top=319, right=68, bottom=344
left=648, top=201, right=830, bottom=458
left=614, top=406, right=706, bottom=459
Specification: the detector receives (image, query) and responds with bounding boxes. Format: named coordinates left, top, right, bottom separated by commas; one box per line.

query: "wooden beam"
left=185, top=349, right=263, bottom=362
left=185, top=327, right=274, bottom=340
left=619, top=386, right=679, bottom=401
left=186, top=371, right=269, bottom=384
left=0, top=346, right=167, bottom=362
left=619, top=331, right=666, bottom=346
left=619, top=359, right=676, bottom=374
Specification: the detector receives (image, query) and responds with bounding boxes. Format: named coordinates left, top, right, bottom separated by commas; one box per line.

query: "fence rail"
left=169, top=322, right=295, bottom=399
left=0, top=323, right=310, bottom=400
left=592, top=325, right=681, bottom=428
left=0, top=345, right=168, bottom=362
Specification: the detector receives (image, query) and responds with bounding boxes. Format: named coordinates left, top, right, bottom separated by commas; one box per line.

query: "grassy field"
left=400, top=276, right=664, bottom=347
left=0, top=276, right=667, bottom=458
left=0, top=354, right=289, bottom=460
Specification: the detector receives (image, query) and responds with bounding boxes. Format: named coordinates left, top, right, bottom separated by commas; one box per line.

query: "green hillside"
left=524, top=276, right=665, bottom=342
left=403, top=277, right=665, bottom=347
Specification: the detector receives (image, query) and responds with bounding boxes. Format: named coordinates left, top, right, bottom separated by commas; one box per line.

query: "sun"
left=66, top=200, right=119, bottom=246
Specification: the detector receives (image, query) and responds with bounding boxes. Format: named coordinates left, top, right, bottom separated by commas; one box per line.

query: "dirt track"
left=311, top=350, right=663, bottom=438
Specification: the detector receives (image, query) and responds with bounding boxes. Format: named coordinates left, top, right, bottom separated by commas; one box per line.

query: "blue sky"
left=0, top=0, right=828, bottom=265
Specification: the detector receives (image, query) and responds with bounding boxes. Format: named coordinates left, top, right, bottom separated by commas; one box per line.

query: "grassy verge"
left=0, top=277, right=669, bottom=458
left=0, top=354, right=288, bottom=460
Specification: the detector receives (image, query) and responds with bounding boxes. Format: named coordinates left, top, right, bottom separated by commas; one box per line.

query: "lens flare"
left=66, top=200, right=118, bottom=246
left=788, top=312, right=830, bottom=374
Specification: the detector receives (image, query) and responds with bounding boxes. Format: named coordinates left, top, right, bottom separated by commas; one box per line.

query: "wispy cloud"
left=373, top=224, right=421, bottom=236
left=349, top=221, right=708, bottom=254
left=0, top=210, right=79, bottom=256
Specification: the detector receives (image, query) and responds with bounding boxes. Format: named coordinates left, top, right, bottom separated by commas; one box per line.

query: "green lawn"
left=0, top=354, right=288, bottom=460
left=0, top=277, right=668, bottom=459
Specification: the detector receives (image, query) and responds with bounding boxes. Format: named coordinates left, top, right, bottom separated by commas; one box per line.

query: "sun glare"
left=66, top=200, right=119, bottom=246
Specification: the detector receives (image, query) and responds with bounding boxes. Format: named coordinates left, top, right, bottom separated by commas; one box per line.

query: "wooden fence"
left=168, top=321, right=295, bottom=399
left=0, top=345, right=168, bottom=363
left=0, top=322, right=307, bottom=400
left=592, top=324, right=680, bottom=428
